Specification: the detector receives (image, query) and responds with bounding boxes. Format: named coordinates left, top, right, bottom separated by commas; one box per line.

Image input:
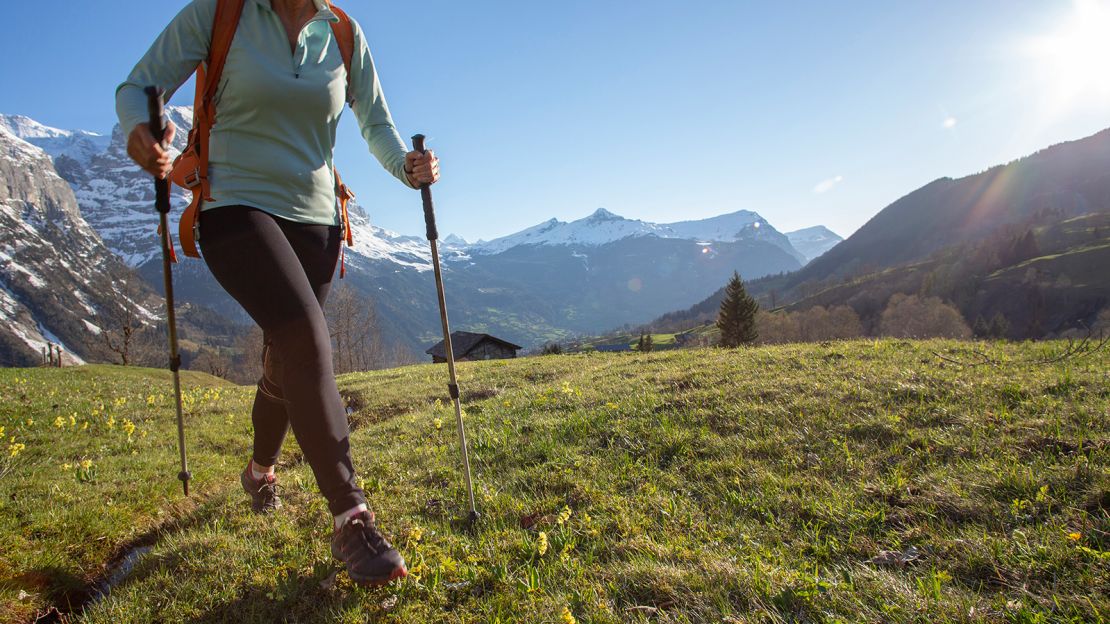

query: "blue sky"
left=3, top=1, right=1110, bottom=242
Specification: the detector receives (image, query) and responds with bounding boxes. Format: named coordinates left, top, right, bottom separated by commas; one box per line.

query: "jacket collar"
left=252, top=0, right=337, bottom=21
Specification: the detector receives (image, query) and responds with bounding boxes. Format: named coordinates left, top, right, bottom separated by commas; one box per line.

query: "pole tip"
left=468, top=510, right=480, bottom=524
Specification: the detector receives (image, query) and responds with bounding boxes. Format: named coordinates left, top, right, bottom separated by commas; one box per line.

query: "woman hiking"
left=115, top=0, right=438, bottom=586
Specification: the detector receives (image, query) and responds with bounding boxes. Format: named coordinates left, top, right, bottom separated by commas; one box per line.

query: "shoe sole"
left=349, top=565, right=408, bottom=587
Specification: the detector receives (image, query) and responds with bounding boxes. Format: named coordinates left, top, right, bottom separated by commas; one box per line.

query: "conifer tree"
left=717, top=271, right=759, bottom=347
left=972, top=315, right=989, bottom=338
left=989, top=313, right=1011, bottom=339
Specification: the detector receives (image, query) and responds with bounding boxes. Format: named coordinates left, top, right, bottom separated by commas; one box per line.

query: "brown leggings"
left=199, top=205, right=365, bottom=516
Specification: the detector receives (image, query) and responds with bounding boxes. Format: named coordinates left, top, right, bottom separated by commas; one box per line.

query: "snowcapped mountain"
left=785, top=226, right=843, bottom=264
left=0, top=125, right=158, bottom=366
left=442, top=233, right=468, bottom=247
left=72, top=106, right=194, bottom=267
left=346, top=205, right=435, bottom=272
left=0, top=114, right=112, bottom=186
left=471, top=208, right=805, bottom=263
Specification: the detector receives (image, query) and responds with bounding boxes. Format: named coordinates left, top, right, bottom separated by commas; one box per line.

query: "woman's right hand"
left=126, top=121, right=176, bottom=180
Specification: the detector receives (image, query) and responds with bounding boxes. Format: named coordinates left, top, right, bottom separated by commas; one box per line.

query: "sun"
left=1026, top=0, right=1110, bottom=114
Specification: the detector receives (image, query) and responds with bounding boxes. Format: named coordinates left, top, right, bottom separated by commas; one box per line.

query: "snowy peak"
left=0, top=114, right=79, bottom=141
left=586, top=207, right=621, bottom=221
left=0, top=113, right=110, bottom=169
left=471, top=209, right=661, bottom=254
left=664, top=210, right=762, bottom=241
left=470, top=207, right=801, bottom=260
left=786, top=226, right=843, bottom=264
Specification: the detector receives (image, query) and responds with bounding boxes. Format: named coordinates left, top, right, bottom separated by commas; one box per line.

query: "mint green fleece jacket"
left=115, top=0, right=415, bottom=226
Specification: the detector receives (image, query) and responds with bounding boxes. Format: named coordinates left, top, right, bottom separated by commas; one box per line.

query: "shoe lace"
left=349, top=516, right=389, bottom=555
left=255, top=481, right=281, bottom=509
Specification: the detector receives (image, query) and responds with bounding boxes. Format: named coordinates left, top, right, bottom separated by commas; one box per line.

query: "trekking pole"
left=413, top=134, right=479, bottom=524
left=145, top=87, right=191, bottom=497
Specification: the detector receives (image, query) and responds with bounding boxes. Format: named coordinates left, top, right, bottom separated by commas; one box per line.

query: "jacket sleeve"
left=115, top=0, right=215, bottom=135
left=347, top=18, right=416, bottom=189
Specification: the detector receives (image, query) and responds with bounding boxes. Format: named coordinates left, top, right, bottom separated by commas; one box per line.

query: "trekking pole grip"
left=412, top=134, right=437, bottom=241
left=144, top=86, right=171, bottom=215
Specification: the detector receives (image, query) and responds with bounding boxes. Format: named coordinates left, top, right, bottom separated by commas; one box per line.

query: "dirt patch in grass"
left=343, top=391, right=427, bottom=431
left=462, top=386, right=501, bottom=403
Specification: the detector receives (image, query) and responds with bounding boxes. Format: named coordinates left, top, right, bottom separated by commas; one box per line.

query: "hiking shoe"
left=240, top=462, right=282, bottom=513
left=331, top=511, right=408, bottom=586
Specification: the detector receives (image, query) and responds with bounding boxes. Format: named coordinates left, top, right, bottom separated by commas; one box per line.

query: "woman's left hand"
left=405, top=150, right=440, bottom=187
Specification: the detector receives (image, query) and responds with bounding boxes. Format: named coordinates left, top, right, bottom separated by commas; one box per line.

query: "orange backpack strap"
left=328, top=3, right=356, bottom=87
left=172, top=0, right=246, bottom=259
left=329, top=3, right=358, bottom=278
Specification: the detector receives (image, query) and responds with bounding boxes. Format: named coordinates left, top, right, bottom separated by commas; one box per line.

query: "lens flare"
left=1025, top=0, right=1110, bottom=115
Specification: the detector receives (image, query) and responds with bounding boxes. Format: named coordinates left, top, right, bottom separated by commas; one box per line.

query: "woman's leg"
left=249, top=216, right=342, bottom=467
left=250, top=383, right=289, bottom=470
left=199, top=205, right=365, bottom=516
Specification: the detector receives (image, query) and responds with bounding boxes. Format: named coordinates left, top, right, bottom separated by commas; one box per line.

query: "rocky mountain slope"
left=0, top=125, right=157, bottom=366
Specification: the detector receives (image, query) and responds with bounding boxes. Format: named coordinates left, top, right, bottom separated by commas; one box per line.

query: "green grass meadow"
left=0, top=341, right=1107, bottom=623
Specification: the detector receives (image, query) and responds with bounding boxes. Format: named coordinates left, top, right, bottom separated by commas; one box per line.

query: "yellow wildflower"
left=147, top=395, right=156, bottom=406
left=140, top=429, right=148, bottom=439
left=433, top=418, right=443, bottom=430
left=54, top=416, right=65, bottom=428
left=605, top=402, right=618, bottom=409
left=81, top=421, right=89, bottom=431
left=9, top=442, right=26, bottom=458
left=62, top=462, right=72, bottom=470
left=560, top=540, right=573, bottom=560
left=25, top=418, right=33, bottom=427
left=122, top=419, right=136, bottom=438
left=0, top=426, right=5, bottom=438
left=556, top=506, right=572, bottom=526
left=537, top=531, right=548, bottom=557
left=80, top=459, right=93, bottom=470
left=408, top=526, right=424, bottom=542
left=69, top=414, right=76, bottom=427
left=1068, top=532, right=1082, bottom=542
left=503, top=400, right=512, bottom=408
left=106, top=416, right=115, bottom=430
left=560, top=606, right=577, bottom=624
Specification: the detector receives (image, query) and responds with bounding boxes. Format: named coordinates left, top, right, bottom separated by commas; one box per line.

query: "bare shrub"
left=878, top=294, right=971, bottom=339
left=758, top=305, right=863, bottom=344
left=326, top=284, right=386, bottom=374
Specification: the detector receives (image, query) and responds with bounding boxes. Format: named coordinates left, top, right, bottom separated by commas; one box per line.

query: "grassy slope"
left=1, top=342, right=1108, bottom=623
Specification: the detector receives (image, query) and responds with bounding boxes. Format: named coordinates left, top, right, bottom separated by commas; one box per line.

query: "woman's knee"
left=268, top=313, right=333, bottom=371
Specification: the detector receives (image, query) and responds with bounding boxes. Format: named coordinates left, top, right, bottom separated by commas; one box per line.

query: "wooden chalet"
left=425, top=331, right=523, bottom=363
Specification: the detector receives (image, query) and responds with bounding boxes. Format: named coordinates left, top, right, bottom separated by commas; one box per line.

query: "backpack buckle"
left=182, top=167, right=203, bottom=189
